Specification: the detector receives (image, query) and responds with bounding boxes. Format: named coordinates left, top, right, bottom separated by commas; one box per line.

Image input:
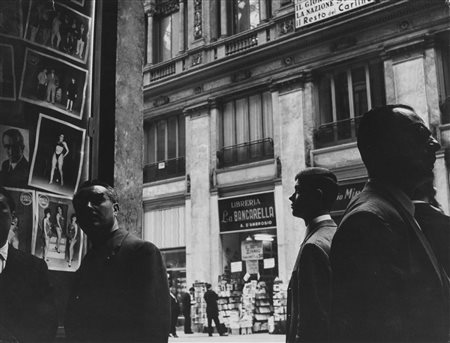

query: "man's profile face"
left=289, top=179, right=315, bottom=220
left=388, top=107, right=440, bottom=185
left=73, top=185, right=117, bottom=241
left=0, top=193, right=12, bottom=247
left=3, top=134, right=24, bottom=163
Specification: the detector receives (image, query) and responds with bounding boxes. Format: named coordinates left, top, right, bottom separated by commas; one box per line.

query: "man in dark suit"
left=0, top=129, right=29, bottom=188
left=204, top=283, right=226, bottom=337
left=286, top=167, right=338, bottom=343
left=413, top=179, right=450, bottom=276
left=181, top=287, right=194, bottom=334
left=0, top=186, right=57, bottom=342
left=169, top=286, right=180, bottom=338
left=330, top=105, right=449, bottom=342
left=65, top=180, right=171, bottom=342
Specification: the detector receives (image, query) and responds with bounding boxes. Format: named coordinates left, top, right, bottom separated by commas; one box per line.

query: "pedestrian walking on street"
left=204, top=283, right=227, bottom=337
left=170, top=286, right=180, bottom=338
left=286, top=167, right=338, bottom=343
left=181, top=287, right=195, bottom=334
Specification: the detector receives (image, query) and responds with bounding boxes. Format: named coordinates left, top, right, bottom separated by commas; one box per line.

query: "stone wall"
left=114, top=0, right=145, bottom=238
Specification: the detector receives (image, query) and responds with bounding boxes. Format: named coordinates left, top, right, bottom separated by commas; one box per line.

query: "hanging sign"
left=295, top=0, right=375, bottom=29
left=241, top=240, right=263, bottom=261
left=219, top=192, right=276, bottom=232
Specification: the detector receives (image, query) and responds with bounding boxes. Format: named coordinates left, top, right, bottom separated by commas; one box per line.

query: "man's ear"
left=113, top=203, right=119, bottom=215
left=314, top=188, right=324, bottom=205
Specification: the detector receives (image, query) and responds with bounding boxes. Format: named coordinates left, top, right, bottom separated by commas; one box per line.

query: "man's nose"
left=289, top=193, right=294, bottom=202
left=429, top=136, right=441, bottom=151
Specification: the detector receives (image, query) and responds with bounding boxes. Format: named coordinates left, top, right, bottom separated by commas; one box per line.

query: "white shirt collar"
left=309, top=214, right=332, bottom=227
left=0, top=241, right=8, bottom=262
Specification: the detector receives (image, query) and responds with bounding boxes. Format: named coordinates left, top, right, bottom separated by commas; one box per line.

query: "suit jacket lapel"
left=382, top=187, right=444, bottom=286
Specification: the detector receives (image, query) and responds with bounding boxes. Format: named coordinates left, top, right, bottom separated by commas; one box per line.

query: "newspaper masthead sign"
left=295, top=0, right=375, bottom=29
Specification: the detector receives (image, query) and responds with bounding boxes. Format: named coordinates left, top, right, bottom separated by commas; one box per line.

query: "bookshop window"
left=315, top=61, right=385, bottom=147
left=144, top=114, right=185, bottom=182
left=217, top=91, right=274, bottom=168
left=153, top=0, right=180, bottom=63
left=221, top=228, right=278, bottom=283
left=161, top=248, right=186, bottom=294
left=230, top=0, right=270, bottom=34
left=438, top=34, right=450, bottom=123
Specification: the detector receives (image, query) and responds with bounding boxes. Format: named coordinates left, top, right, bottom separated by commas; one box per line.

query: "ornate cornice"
left=148, top=0, right=179, bottom=17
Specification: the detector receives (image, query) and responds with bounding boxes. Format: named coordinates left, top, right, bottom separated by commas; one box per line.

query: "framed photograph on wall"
left=4, top=188, right=35, bottom=255
left=24, top=0, right=91, bottom=63
left=0, top=44, right=16, bottom=101
left=29, top=113, right=86, bottom=196
left=0, top=0, right=24, bottom=39
left=19, top=48, right=88, bottom=120
left=33, top=191, right=84, bottom=272
left=0, top=125, right=30, bottom=188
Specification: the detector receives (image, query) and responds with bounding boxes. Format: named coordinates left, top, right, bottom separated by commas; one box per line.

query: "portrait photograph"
left=33, top=192, right=83, bottom=272
left=4, top=188, right=35, bottom=254
left=0, top=0, right=24, bottom=39
left=0, top=125, right=30, bottom=188
left=0, top=44, right=16, bottom=101
left=19, top=48, right=88, bottom=120
left=24, top=0, right=91, bottom=63
left=29, top=114, right=86, bottom=196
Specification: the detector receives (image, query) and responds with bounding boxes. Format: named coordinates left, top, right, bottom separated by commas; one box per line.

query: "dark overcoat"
left=330, top=181, right=449, bottom=342
left=414, top=202, right=450, bottom=276
left=286, top=219, right=337, bottom=343
left=65, top=228, right=171, bottom=342
left=0, top=245, right=57, bottom=342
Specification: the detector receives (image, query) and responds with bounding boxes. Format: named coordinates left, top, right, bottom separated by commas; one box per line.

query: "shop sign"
left=332, top=181, right=366, bottom=212
left=245, top=260, right=259, bottom=275
left=219, top=192, right=276, bottom=232
left=295, top=0, right=375, bottom=29
left=241, top=240, right=264, bottom=261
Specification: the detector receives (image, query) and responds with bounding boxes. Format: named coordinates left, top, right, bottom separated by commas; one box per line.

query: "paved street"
left=169, top=331, right=284, bottom=343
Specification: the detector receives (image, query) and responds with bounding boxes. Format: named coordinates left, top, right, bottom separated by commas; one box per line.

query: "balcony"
left=314, top=116, right=362, bottom=148
left=217, top=138, right=274, bottom=168
left=143, top=157, right=185, bottom=183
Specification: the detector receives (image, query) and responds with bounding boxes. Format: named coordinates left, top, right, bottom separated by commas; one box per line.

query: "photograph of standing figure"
left=49, top=134, right=69, bottom=186
left=4, top=188, right=34, bottom=254
left=0, top=0, right=23, bottom=39
left=34, top=192, right=82, bottom=271
left=29, top=114, right=86, bottom=197
left=24, top=0, right=91, bottom=63
left=19, top=49, right=88, bottom=120
left=66, top=213, right=79, bottom=268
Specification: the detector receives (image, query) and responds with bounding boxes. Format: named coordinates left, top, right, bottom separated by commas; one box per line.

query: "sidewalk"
left=169, top=331, right=285, bottom=343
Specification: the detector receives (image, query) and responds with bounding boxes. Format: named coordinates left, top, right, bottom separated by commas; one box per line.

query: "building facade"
left=142, top=0, right=450, bottom=292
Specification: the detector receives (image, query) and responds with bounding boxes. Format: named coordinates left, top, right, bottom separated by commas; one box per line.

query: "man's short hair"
left=3, top=129, right=25, bottom=151
left=0, top=186, right=15, bottom=212
left=189, top=287, right=195, bottom=292
left=357, top=104, right=414, bottom=176
left=295, top=167, right=338, bottom=210
left=73, top=180, right=118, bottom=205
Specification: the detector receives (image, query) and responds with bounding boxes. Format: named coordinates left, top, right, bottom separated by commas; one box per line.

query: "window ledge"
left=143, top=175, right=185, bottom=187
left=216, top=158, right=275, bottom=174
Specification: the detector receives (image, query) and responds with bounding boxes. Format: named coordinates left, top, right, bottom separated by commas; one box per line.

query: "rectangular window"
left=218, top=91, right=274, bottom=167
left=232, top=0, right=269, bottom=34
left=315, top=61, right=385, bottom=147
left=154, top=0, right=180, bottom=63
left=144, top=114, right=185, bottom=182
left=437, top=34, right=450, bottom=123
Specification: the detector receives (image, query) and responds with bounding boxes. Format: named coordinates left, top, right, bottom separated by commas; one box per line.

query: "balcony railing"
left=225, top=33, right=258, bottom=56
left=217, top=138, right=274, bottom=168
left=314, top=116, right=362, bottom=148
left=143, top=156, right=185, bottom=183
